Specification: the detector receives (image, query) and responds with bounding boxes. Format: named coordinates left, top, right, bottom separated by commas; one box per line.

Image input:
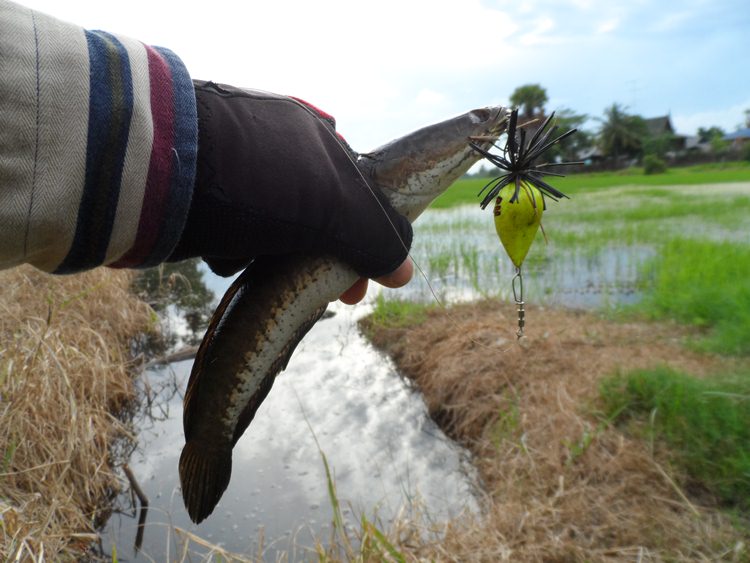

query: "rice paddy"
left=384, top=175, right=750, bottom=324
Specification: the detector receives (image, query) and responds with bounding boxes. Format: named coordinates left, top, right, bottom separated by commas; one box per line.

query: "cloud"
left=415, top=89, right=448, bottom=109
left=595, top=18, right=619, bottom=34
left=672, top=99, right=750, bottom=135
left=519, top=16, right=556, bottom=46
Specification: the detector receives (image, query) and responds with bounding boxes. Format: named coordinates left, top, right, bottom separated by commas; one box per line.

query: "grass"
left=361, top=301, right=749, bottom=560
left=600, top=366, right=750, bottom=509
left=367, top=294, right=435, bottom=329
left=432, top=160, right=750, bottom=208
left=0, top=267, right=153, bottom=560
left=567, top=193, right=750, bottom=226
left=358, top=161, right=750, bottom=559
left=303, top=408, right=410, bottom=563
left=634, top=238, right=750, bottom=355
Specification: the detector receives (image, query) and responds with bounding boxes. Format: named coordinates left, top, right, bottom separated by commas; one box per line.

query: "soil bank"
left=360, top=300, right=749, bottom=561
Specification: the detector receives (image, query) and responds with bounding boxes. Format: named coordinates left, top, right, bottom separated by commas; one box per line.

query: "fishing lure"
left=470, top=109, right=579, bottom=339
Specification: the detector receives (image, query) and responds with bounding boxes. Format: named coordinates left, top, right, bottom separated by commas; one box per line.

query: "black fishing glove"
left=169, top=80, right=413, bottom=278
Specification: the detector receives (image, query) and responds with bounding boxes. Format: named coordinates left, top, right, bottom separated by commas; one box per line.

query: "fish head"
left=358, top=106, right=509, bottom=222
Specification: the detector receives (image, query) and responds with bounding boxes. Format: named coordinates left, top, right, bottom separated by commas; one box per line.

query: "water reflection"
left=385, top=205, right=653, bottom=308
left=131, top=259, right=215, bottom=351
left=105, top=272, right=478, bottom=560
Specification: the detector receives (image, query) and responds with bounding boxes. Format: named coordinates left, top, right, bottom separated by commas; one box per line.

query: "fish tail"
left=179, top=440, right=232, bottom=523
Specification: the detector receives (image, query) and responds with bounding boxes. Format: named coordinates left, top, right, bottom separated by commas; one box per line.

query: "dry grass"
left=0, top=266, right=153, bottom=560
left=362, top=301, right=749, bottom=562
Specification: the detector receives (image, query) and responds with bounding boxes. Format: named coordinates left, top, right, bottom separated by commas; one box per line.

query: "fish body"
left=179, top=104, right=509, bottom=523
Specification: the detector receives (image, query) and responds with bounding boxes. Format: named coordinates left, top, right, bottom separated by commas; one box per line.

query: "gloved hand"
left=169, top=80, right=413, bottom=284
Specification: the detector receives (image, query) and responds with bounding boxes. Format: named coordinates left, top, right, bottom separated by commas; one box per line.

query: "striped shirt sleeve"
left=0, top=0, right=197, bottom=273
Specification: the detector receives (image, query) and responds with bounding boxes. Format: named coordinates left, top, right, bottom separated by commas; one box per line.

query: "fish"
left=179, top=104, right=510, bottom=523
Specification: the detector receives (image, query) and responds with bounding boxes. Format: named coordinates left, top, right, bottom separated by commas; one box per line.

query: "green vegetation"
left=598, top=102, right=648, bottom=160
left=369, top=294, right=435, bottom=328
left=643, top=154, right=667, bottom=174
left=307, top=409, right=407, bottom=562
left=564, top=192, right=750, bottom=228
left=600, top=367, right=750, bottom=509
left=435, top=162, right=750, bottom=208
left=635, top=239, right=750, bottom=356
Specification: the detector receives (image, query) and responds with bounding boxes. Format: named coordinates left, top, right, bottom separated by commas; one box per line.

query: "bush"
left=643, top=154, right=667, bottom=174
left=742, top=142, right=750, bottom=162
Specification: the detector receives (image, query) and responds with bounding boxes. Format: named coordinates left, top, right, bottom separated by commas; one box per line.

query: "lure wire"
left=511, top=266, right=525, bottom=339
left=292, top=97, right=514, bottom=339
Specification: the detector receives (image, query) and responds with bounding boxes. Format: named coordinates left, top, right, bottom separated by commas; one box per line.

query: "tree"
left=543, top=109, right=593, bottom=163
left=598, top=103, right=648, bottom=162
left=642, top=133, right=676, bottom=159
left=697, top=126, right=729, bottom=156
left=510, top=84, right=548, bottom=120
left=698, top=126, right=725, bottom=143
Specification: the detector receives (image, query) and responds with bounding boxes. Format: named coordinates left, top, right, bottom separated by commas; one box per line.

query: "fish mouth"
left=358, top=105, right=509, bottom=220
left=469, top=106, right=508, bottom=138
left=470, top=107, right=499, bottom=125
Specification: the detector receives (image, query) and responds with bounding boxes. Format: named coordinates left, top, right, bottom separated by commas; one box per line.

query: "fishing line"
left=291, top=97, right=522, bottom=351
left=289, top=98, right=455, bottom=306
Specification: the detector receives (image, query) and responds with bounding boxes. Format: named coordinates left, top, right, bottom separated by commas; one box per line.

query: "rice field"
left=385, top=176, right=750, bottom=331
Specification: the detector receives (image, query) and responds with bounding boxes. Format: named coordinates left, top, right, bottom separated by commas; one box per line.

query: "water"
left=103, top=204, right=655, bottom=559
left=103, top=288, right=478, bottom=560
left=382, top=205, right=654, bottom=308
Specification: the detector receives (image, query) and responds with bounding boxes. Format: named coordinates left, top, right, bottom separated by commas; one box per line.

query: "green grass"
left=634, top=238, right=750, bottom=355
left=568, top=194, right=750, bottom=226
left=434, top=161, right=750, bottom=208
left=369, top=294, right=435, bottom=328
left=305, top=409, right=407, bottom=562
left=599, top=366, right=750, bottom=509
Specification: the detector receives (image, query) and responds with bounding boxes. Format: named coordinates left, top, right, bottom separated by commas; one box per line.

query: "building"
left=724, top=127, right=750, bottom=149
left=643, top=116, right=687, bottom=152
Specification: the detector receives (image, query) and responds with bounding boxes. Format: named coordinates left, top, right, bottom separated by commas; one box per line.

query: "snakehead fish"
left=179, top=105, right=510, bottom=523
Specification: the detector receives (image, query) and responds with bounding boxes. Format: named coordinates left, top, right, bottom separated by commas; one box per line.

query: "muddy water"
left=103, top=205, right=653, bottom=559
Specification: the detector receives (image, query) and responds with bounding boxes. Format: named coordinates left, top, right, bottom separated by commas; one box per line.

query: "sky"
left=17, top=0, right=750, bottom=152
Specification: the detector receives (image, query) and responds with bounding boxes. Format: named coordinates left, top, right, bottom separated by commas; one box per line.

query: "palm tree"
left=510, top=84, right=548, bottom=120
left=598, top=103, right=647, bottom=162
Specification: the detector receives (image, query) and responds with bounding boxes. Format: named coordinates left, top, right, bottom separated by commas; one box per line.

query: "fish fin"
left=179, top=440, right=232, bottom=524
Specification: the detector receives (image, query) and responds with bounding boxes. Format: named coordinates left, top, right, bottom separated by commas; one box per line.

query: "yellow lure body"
left=493, top=182, right=543, bottom=268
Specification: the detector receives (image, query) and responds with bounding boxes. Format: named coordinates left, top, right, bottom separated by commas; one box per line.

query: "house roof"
left=644, top=116, right=675, bottom=136
left=724, top=128, right=750, bottom=141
